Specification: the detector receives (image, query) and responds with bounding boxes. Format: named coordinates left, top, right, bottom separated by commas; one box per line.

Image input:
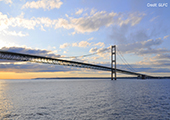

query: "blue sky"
left=0, top=0, right=170, bottom=79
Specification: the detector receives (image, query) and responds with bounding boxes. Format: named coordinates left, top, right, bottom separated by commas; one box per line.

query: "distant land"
left=34, top=77, right=170, bottom=79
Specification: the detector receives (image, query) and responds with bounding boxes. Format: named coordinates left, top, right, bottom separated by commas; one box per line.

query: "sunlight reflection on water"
left=0, top=80, right=14, bottom=119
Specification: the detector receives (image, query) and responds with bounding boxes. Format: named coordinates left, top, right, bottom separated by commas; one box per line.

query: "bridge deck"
left=0, top=50, right=153, bottom=77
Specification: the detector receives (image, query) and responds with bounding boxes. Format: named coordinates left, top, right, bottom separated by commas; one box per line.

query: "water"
left=0, top=79, right=170, bottom=120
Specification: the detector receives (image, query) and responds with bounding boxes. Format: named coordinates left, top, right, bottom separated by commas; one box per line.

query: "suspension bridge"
left=0, top=45, right=154, bottom=80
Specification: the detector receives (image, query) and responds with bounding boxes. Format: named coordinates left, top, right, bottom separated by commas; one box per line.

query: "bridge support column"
left=142, top=75, right=146, bottom=79
left=111, top=45, right=116, bottom=80
left=138, top=75, right=146, bottom=79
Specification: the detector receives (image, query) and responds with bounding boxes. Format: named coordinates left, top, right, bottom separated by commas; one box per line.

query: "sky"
left=0, top=0, right=170, bottom=79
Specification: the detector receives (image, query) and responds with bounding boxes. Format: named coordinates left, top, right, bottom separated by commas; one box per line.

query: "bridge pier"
left=142, top=75, right=146, bottom=79
left=138, top=75, right=146, bottom=79
left=111, top=45, right=116, bottom=80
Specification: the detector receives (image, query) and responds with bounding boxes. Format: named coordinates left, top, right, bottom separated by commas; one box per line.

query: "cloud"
left=75, top=8, right=83, bottom=15
left=133, top=58, right=170, bottom=76
left=163, top=35, right=169, bottom=39
left=118, top=38, right=165, bottom=55
left=68, top=11, right=122, bottom=33
left=55, top=11, right=145, bottom=34
left=22, top=0, right=63, bottom=10
left=142, top=38, right=163, bottom=47
left=78, top=41, right=91, bottom=47
left=116, top=59, right=170, bottom=75
left=109, top=24, right=150, bottom=44
left=87, top=37, right=94, bottom=41
left=109, top=24, right=129, bottom=44
left=0, top=12, right=10, bottom=31
left=60, top=43, right=70, bottom=49
left=72, top=11, right=113, bottom=32
left=62, top=41, right=105, bottom=50
left=72, top=41, right=92, bottom=48
left=2, top=30, right=29, bottom=37
left=96, top=47, right=110, bottom=53
left=150, top=16, right=159, bottom=22
left=0, top=39, right=20, bottom=48
left=90, top=8, right=97, bottom=15
left=0, top=12, right=37, bottom=31
left=36, top=17, right=54, bottom=27
left=0, top=12, right=58, bottom=33
left=0, top=0, right=12, bottom=4
left=0, top=46, right=61, bottom=58
left=150, top=68, right=170, bottom=73
left=154, top=54, right=170, bottom=59
left=137, top=48, right=170, bottom=55
left=0, top=10, right=145, bottom=35
left=89, top=47, right=110, bottom=59
left=0, top=62, right=78, bottom=73
left=71, top=31, right=76, bottom=35
left=108, top=17, right=169, bottom=58
left=132, top=65, right=170, bottom=74
left=94, top=42, right=105, bottom=47
left=135, top=53, right=170, bottom=69
left=54, top=18, right=72, bottom=29
left=72, top=42, right=78, bottom=47
left=119, top=12, right=145, bottom=26
left=89, top=47, right=98, bottom=53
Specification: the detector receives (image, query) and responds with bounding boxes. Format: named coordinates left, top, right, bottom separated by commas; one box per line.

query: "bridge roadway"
left=0, top=50, right=153, bottom=78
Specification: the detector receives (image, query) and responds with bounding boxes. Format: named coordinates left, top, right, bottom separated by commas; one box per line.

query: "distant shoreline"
left=34, top=77, right=170, bottom=79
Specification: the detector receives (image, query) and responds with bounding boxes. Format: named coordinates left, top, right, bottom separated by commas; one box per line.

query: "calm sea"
left=0, top=79, right=170, bottom=120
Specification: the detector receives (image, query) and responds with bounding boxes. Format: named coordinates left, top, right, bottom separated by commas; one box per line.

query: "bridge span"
left=0, top=50, right=154, bottom=80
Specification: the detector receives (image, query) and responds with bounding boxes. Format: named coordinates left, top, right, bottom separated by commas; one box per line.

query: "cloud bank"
left=0, top=10, right=145, bottom=36
left=0, top=46, right=61, bottom=58
left=22, top=0, right=63, bottom=10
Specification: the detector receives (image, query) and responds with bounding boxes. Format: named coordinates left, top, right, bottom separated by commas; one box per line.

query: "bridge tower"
left=111, top=45, right=116, bottom=80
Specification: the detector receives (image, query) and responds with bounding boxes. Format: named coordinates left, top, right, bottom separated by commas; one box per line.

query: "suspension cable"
left=58, top=46, right=136, bottom=73
left=58, top=47, right=110, bottom=58
left=117, top=48, right=137, bottom=72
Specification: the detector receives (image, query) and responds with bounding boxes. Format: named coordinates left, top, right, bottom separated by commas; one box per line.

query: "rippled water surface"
left=0, top=79, right=170, bottom=120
